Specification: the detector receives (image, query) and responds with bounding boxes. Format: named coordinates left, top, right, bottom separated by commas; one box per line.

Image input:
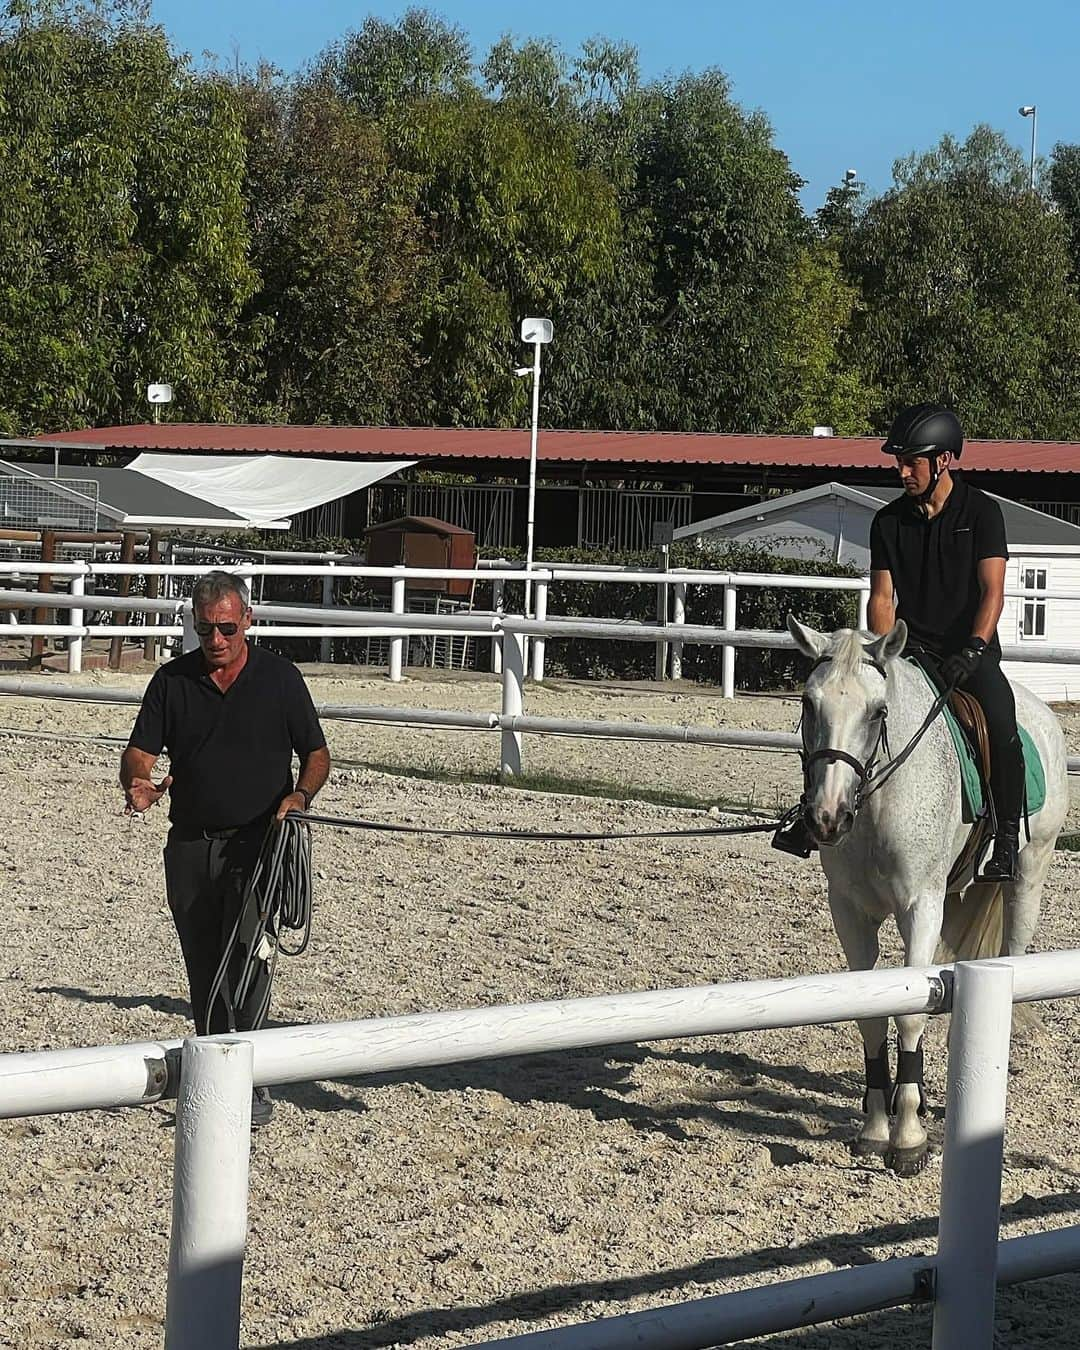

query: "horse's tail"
left=936, top=881, right=1004, bottom=965
left=937, top=884, right=1041, bottom=1032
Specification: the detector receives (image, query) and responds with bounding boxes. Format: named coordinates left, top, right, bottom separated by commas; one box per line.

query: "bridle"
left=800, top=655, right=890, bottom=814
left=799, top=654, right=955, bottom=818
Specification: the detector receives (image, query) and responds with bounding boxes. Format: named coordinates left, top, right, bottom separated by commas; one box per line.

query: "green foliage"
left=5, top=7, right=1080, bottom=447
left=238, top=68, right=427, bottom=423
left=0, top=0, right=258, bottom=432
left=776, top=243, right=875, bottom=434
left=483, top=543, right=859, bottom=689
left=1049, top=142, right=1080, bottom=282
left=840, top=126, right=1080, bottom=437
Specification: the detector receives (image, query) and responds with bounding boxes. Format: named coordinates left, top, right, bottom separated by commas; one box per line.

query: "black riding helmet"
left=881, top=403, right=964, bottom=460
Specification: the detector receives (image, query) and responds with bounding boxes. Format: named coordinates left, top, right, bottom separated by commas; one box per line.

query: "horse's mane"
left=820, top=629, right=870, bottom=681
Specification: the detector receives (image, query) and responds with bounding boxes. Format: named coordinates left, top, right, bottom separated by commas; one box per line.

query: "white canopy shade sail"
left=129, top=454, right=415, bottom=529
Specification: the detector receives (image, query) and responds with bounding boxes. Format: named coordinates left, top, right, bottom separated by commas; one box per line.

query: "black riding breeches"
left=909, top=650, right=1024, bottom=823
left=163, top=821, right=270, bottom=1036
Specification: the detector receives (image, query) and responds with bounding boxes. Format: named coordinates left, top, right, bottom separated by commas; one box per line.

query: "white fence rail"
left=0, top=557, right=1072, bottom=693
left=4, top=675, right=1080, bottom=782
left=2, top=953, right=1080, bottom=1346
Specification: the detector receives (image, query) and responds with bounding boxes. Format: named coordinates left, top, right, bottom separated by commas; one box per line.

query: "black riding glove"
left=942, top=636, right=987, bottom=687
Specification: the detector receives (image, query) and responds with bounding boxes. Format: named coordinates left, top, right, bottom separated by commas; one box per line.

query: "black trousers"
left=910, top=648, right=1024, bottom=823
left=163, top=821, right=271, bottom=1036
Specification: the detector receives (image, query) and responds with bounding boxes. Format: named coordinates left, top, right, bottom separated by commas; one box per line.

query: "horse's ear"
left=863, top=620, right=908, bottom=665
left=787, top=614, right=829, bottom=660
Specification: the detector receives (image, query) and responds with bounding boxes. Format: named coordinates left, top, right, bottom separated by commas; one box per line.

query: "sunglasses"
left=194, top=620, right=244, bottom=637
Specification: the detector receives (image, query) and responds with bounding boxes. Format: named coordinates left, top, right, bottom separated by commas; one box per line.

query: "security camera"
left=513, top=366, right=532, bottom=377
left=1019, top=105, right=1036, bottom=117
left=844, top=168, right=858, bottom=184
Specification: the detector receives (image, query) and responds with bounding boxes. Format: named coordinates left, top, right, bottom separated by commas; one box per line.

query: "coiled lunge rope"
left=205, top=815, right=313, bottom=1034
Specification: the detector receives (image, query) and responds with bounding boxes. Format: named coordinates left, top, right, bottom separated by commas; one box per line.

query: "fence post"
left=165, top=1038, right=253, bottom=1350
left=143, top=532, right=161, bottom=662
left=932, top=960, right=1015, bottom=1350
left=670, top=581, right=686, bottom=680
left=654, top=548, right=670, bottom=680
left=722, top=582, right=737, bottom=699
left=857, top=585, right=869, bottom=632
left=319, top=562, right=335, bottom=664
left=531, top=579, right=548, bottom=682
left=491, top=578, right=504, bottom=673
left=67, top=565, right=86, bottom=675
left=500, top=626, right=525, bottom=778
left=181, top=598, right=198, bottom=654
left=108, top=530, right=137, bottom=671
left=389, top=566, right=406, bottom=682
left=30, top=529, right=55, bottom=666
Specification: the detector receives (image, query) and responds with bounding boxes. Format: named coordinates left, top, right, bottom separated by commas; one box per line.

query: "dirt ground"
left=1, top=664, right=1079, bottom=1348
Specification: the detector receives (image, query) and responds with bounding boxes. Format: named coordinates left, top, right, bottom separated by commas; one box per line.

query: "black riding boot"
left=771, top=812, right=817, bottom=858
left=980, top=730, right=1024, bottom=883
left=979, top=819, right=1021, bottom=882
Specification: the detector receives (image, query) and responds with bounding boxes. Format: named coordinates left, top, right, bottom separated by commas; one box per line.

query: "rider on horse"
left=777, top=402, right=1023, bottom=881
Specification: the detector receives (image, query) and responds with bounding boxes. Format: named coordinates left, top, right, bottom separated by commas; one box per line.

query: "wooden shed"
left=364, top=515, right=477, bottom=597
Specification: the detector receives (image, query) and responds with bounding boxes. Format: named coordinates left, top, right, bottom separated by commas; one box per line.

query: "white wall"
left=1001, top=553, right=1080, bottom=703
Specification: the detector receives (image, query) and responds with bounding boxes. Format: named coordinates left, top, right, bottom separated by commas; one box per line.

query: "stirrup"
left=976, top=823, right=1020, bottom=883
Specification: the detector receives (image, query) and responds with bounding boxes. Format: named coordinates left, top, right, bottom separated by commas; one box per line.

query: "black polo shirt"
left=868, top=474, right=1008, bottom=656
left=128, top=643, right=326, bottom=831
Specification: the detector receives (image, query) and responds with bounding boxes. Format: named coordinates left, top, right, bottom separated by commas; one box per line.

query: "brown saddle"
left=946, top=689, right=994, bottom=889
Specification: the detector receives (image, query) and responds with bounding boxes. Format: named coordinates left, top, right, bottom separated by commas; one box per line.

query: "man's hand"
left=942, top=638, right=987, bottom=688
left=276, top=790, right=308, bottom=821
left=125, top=774, right=172, bottom=814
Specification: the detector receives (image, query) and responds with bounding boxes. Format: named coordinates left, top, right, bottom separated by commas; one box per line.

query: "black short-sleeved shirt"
left=127, top=643, right=326, bottom=831
left=868, top=475, right=1008, bottom=656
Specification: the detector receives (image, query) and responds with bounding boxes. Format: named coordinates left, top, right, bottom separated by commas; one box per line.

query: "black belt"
left=170, top=818, right=270, bottom=843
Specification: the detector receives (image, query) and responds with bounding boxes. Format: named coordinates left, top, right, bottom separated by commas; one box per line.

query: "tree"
left=1049, top=142, right=1080, bottom=281
left=775, top=244, right=875, bottom=435
left=238, top=67, right=428, bottom=423
left=0, top=0, right=258, bottom=432
left=840, top=126, right=1080, bottom=437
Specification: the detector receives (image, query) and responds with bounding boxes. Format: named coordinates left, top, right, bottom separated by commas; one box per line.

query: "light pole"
left=516, top=317, right=552, bottom=618
left=1019, top=105, right=1037, bottom=192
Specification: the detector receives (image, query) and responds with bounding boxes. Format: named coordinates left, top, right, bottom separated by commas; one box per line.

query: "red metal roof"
left=35, top=423, right=1080, bottom=473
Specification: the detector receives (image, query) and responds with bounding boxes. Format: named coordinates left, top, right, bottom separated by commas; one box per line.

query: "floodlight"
left=520, top=317, right=553, bottom=344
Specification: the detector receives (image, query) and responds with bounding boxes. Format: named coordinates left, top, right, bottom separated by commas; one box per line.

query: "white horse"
left=788, top=616, right=1068, bottom=1175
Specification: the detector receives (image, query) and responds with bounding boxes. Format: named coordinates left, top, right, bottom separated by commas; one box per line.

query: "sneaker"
left=251, top=1086, right=274, bottom=1128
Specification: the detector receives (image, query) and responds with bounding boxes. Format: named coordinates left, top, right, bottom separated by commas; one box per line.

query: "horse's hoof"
left=850, top=1135, right=890, bottom=1159
left=886, top=1144, right=930, bottom=1177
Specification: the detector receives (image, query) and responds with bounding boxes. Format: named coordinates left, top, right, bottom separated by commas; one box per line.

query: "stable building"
left=675, top=481, right=1080, bottom=702
left=27, top=424, right=1080, bottom=553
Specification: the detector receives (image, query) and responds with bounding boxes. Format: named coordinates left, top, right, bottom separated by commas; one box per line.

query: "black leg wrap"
left=862, top=1043, right=892, bottom=1113
left=891, top=1037, right=927, bottom=1117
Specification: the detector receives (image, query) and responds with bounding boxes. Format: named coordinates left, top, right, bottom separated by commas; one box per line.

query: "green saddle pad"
left=912, top=665, right=1046, bottom=822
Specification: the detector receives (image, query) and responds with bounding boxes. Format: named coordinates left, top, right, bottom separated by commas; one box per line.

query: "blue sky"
left=149, top=0, right=1076, bottom=209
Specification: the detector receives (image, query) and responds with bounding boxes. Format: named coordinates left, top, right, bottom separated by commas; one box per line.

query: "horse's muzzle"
left=805, top=802, right=856, bottom=845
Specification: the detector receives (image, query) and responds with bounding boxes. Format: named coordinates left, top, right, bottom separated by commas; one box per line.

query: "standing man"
left=120, top=570, right=330, bottom=1124
left=867, top=403, right=1022, bottom=880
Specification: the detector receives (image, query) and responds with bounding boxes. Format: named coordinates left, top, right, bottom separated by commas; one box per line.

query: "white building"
left=675, top=482, right=1080, bottom=702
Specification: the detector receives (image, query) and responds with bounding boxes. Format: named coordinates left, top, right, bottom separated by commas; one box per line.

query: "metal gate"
left=0, top=464, right=100, bottom=532
left=579, top=488, right=693, bottom=550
